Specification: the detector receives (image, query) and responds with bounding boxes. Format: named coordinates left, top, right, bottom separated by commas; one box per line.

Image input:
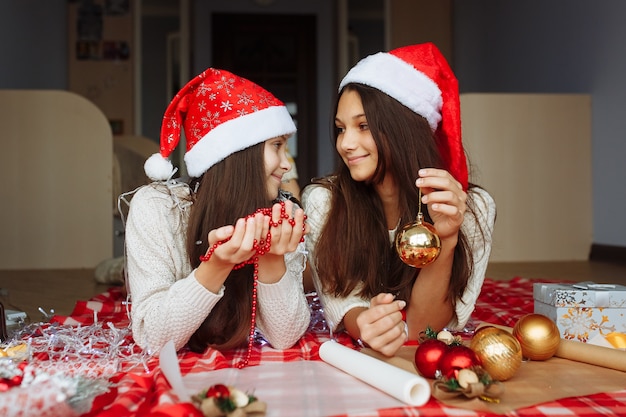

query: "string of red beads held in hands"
left=197, top=201, right=306, bottom=368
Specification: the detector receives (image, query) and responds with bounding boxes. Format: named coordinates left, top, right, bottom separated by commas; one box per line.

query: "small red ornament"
left=438, top=345, right=482, bottom=379
left=205, top=384, right=230, bottom=399
left=414, top=339, right=449, bottom=379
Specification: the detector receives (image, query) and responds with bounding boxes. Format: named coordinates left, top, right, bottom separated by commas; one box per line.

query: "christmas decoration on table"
left=512, top=313, right=561, bottom=360
left=395, top=189, right=441, bottom=267
left=414, top=336, right=449, bottom=379
left=192, top=384, right=267, bottom=417
left=0, top=353, right=110, bottom=417
left=414, top=327, right=480, bottom=379
left=437, top=344, right=482, bottom=380
left=413, top=327, right=504, bottom=403
left=6, top=317, right=150, bottom=377
left=306, top=292, right=330, bottom=335
left=469, top=326, right=522, bottom=381
left=432, top=366, right=504, bottom=403
left=0, top=315, right=152, bottom=416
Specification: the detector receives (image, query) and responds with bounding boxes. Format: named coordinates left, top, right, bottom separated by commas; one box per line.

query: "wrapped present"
left=533, top=282, right=626, bottom=343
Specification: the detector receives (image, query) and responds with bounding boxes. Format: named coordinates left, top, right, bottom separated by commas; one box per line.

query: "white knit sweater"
left=125, top=182, right=311, bottom=353
left=302, top=184, right=496, bottom=332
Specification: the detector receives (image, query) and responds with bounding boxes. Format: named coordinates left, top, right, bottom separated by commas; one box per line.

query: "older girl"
left=303, top=43, right=496, bottom=357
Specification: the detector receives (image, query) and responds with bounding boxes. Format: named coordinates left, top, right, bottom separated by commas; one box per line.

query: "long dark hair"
left=311, top=83, right=474, bottom=305
left=185, top=142, right=272, bottom=352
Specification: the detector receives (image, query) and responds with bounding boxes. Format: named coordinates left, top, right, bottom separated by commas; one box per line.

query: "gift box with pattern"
left=533, top=282, right=626, bottom=343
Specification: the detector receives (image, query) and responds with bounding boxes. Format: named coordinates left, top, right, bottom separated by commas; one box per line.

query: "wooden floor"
left=0, top=268, right=113, bottom=324
left=485, top=260, right=626, bottom=285
left=1, top=260, right=625, bottom=325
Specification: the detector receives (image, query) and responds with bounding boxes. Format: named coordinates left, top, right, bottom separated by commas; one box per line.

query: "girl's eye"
left=359, top=123, right=369, bottom=131
left=335, top=126, right=345, bottom=134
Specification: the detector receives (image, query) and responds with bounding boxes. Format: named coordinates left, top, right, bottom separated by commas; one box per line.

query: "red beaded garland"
left=198, top=201, right=306, bottom=368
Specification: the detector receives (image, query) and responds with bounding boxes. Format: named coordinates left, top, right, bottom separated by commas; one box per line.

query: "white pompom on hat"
left=339, top=42, right=468, bottom=190
left=145, top=68, right=297, bottom=181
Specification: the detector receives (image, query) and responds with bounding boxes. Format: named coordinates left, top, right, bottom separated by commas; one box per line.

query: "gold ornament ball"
left=513, top=313, right=561, bottom=360
left=473, top=325, right=500, bottom=339
left=470, top=327, right=522, bottom=381
left=395, top=220, right=441, bottom=268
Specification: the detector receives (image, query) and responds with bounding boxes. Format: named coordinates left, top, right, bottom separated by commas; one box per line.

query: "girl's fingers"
left=252, top=212, right=267, bottom=243
left=230, top=215, right=263, bottom=251
left=229, top=218, right=248, bottom=247
left=208, top=225, right=235, bottom=244
left=415, top=170, right=466, bottom=226
left=359, top=295, right=405, bottom=329
left=423, top=191, right=466, bottom=214
left=370, top=293, right=396, bottom=308
left=416, top=169, right=462, bottom=193
left=267, top=201, right=306, bottom=252
left=204, top=218, right=255, bottom=264
left=288, top=207, right=306, bottom=246
left=368, top=325, right=407, bottom=356
left=418, top=168, right=461, bottom=184
left=357, top=307, right=407, bottom=356
left=260, top=212, right=270, bottom=242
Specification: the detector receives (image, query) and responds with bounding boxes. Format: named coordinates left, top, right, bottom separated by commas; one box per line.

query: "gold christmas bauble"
left=395, top=218, right=441, bottom=268
left=470, top=327, right=522, bottom=381
left=472, top=325, right=500, bottom=339
left=513, top=313, right=561, bottom=361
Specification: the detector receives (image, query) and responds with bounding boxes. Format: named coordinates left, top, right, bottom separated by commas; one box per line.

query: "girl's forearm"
left=405, top=238, right=456, bottom=338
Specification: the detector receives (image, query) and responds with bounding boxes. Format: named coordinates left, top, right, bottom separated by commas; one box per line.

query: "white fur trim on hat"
left=339, top=52, right=442, bottom=131
left=184, top=105, right=296, bottom=178
left=144, top=153, right=176, bottom=182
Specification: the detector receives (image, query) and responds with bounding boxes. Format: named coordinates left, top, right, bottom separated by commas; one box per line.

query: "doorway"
left=211, top=13, right=318, bottom=189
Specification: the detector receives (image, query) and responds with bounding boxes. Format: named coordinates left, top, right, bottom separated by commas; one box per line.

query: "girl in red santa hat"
left=302, top=43, right=496, bottom=357
left=125, top=68, right=310, bottom=367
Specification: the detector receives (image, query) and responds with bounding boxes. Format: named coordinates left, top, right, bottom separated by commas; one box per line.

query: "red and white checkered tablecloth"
left=48, top=277, right=626, bottom=417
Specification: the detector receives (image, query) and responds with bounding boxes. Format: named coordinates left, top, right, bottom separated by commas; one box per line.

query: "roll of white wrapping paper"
left=319, top=341, right=431, bottom=406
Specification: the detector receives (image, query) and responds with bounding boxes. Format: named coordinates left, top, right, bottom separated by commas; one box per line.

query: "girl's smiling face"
left=335, top=89, right=379, bottom=182
left=264, top=136, right=292, bottom=198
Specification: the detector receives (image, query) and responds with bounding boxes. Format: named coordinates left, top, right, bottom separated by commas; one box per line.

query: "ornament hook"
left=394, top=187, right=442, bottom=268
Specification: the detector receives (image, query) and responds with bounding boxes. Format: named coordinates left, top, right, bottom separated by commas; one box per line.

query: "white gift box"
left=533, top=282, right=626, bottom=343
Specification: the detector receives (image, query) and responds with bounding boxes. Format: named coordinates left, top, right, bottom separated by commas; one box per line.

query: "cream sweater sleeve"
left=125, top=184, right=225, bottom=353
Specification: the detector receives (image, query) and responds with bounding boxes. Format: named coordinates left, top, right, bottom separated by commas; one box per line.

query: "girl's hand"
left=356, top=293, right=407, bottom=357
left=205, top=212, right=269, bottom=266
left=267, top=200, right=308, bottom=255
left=415, top=168, right=467, bottom=241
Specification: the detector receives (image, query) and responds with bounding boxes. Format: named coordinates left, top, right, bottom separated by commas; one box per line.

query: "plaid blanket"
left=49, top=277, right=626, bottom=417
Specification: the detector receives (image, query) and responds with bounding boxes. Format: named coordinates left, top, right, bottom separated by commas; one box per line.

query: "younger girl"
left=125, top=68, right=310, bottom=365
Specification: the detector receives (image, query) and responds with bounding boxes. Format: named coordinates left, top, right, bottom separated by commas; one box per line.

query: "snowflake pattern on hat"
left=145, top=68, right=296, bottom=181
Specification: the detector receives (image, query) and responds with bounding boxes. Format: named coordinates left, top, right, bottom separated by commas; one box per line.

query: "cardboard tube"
left=319, top=341, right=431, bottom=406
left=555, top=338, right=626, bottom=372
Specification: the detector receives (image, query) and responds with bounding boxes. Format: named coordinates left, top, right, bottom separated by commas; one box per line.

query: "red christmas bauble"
left=414, top=339, right=449, bottom=379
left=438, top=345, right=482, bottom=379
left=206, top=384, right=230, bottom=399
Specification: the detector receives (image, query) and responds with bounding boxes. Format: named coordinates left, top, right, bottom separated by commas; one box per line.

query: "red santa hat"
left=338, top=42, right=468, bottom=190
left=145, top=68, right=296, bottom=181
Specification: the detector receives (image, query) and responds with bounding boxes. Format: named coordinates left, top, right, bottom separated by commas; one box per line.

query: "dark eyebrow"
left=335, top=113, right=366, bottom=124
